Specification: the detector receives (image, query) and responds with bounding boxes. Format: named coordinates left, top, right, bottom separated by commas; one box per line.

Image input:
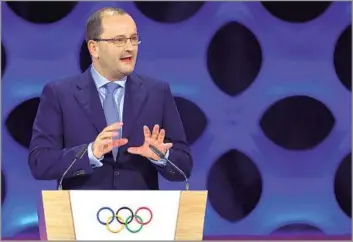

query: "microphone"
left=148, top=144, right=189, bottom=191
left=58, top=145, right=88, bottom=190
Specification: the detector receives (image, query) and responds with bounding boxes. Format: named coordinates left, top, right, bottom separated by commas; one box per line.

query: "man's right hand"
left=92, top=122, right=128, bottom=159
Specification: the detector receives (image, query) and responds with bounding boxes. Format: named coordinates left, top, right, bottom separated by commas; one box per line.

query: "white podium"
left=38, top=190, right=208, bottom=240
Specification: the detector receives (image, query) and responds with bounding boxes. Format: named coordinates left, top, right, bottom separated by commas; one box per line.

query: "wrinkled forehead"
left=100, top=14, right=137, bottom=37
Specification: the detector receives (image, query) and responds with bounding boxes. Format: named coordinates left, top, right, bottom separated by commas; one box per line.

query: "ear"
left=87, top=40, right=99, bottom=58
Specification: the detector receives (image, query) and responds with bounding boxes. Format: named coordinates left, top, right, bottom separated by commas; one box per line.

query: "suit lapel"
left=122, top=73, right=148, bottom=139
left=74, top=69, right=107, bottom=133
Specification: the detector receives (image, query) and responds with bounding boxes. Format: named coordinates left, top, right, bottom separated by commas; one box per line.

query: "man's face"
left=95, top=14, right=139, bottom=79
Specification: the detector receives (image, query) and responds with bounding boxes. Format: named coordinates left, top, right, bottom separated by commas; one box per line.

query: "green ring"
left=125, top=215, right=143, bottom=233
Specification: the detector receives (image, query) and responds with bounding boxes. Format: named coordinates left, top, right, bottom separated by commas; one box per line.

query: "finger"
left=103, top=122, right=123, bottom=132
left=127, top=146, right=142, bottom=154
left=99, top=132, right=119, bottom=140
left=99, top=140, right=114, bottom=152
left=112, top=138, right=128, bottom=147
left=149, top=149, right=160, bottom=161
left=100, top=139, right=114, bottom=145
left=102, top=144, right=109, bottom=152
left=157, top=129, right=165, bottom=143
left=143, top=125, right=151, bottom=139
left=151, top=124, right=159, bottom=140
left=94, top=140, right=113, bottom=154
left=163, top=142, right=173, bottom=150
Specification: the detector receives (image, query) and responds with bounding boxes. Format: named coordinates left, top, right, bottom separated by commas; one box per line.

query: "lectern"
left=38, top=190, right=208, bottom=240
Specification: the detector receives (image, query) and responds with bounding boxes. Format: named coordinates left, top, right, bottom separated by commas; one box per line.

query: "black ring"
left=115, top=206, right=134, bottom=225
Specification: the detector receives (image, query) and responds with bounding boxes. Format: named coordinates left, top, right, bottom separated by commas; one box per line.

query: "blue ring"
left=96, top=207, right=115, bottom=225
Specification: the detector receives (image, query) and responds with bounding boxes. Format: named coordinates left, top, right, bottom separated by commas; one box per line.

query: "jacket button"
left=114, top=171, right=120, bottom=176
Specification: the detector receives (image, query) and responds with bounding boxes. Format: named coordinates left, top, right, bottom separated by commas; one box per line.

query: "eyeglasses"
left=92, top=35, right=141, bottom=47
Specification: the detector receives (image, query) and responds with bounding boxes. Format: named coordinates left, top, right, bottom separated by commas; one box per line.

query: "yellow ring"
left=106, top=215, right=125, bottom=233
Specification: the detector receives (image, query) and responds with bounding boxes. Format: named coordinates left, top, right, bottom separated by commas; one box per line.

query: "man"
left=28, top=7, right=193, bottom=190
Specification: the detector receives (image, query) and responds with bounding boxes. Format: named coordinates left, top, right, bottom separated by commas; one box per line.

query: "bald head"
left=85, top=7, right=129, bottom=42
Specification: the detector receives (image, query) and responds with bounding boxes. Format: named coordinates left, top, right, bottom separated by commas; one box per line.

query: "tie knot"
left=105, top=82, right=120, bottom=93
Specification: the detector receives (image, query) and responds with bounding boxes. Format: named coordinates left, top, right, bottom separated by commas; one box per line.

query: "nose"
left=124, top=39, right=134, bottom=51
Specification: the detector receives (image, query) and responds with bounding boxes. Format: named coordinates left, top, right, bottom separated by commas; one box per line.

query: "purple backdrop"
left=1, top=1, right=352, bottom=240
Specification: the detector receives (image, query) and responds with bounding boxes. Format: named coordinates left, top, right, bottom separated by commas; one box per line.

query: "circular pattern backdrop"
left=1, top=1, right=351, bottom=239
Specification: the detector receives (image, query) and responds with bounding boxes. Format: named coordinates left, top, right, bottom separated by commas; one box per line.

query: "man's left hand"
left=127, top=124, right=172, bottom=160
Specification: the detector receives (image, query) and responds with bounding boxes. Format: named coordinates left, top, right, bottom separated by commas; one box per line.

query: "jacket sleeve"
left=153, top=83, right=193, bottom=181
left=28, top=82, right=94, bottom=181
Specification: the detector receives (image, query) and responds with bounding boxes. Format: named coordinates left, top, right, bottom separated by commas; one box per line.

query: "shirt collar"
left=90, top=65, right=127, bottom=89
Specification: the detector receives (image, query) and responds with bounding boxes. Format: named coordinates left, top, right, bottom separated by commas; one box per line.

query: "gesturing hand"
left=127, top=124, right=173, bottom=160
left=92, top=122, right=128, bottom=159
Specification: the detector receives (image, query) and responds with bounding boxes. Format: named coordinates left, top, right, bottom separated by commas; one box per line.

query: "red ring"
left=134, top=207, right=153, bottom=225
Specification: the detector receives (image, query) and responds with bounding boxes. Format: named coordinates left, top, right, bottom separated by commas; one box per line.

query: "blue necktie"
left=103, top=82, right=122, bottom=160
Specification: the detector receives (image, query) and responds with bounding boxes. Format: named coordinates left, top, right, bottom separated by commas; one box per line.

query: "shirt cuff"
left=148, top=149, right=169, bottom=167
left=88, top=142, right=104, bottom=168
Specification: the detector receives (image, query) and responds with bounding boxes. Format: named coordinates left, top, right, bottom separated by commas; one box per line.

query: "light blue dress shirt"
left=87, top=65, right=168, bottom=168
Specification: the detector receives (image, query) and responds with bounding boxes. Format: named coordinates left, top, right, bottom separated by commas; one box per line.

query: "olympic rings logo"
left=96, top=206, right=153, bottom=233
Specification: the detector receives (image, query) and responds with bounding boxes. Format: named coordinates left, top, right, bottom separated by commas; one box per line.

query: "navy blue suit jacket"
left=28, top=68, right=193, bottom=190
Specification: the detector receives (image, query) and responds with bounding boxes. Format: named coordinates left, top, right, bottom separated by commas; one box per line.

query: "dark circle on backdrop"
left=134, top=2, right=205, bottom=23
left=207, top=149, right=262, bottom=222
left=271, top=223, right=325, bottom=235
left=80, top=40, right=91, bottom=73
left=6, top=2, right=77, bottom=23
left=1, top=43, right=6, bottom=77
left=207, top=21, right=262, bottom=96
left=261, top=2, right=332, bottom=23
left=2, top=170, right=6, bottom=204
left=334, top=25, right=351, bottom=91
left=334, top=153, right=351, bottom=218
left=10, top=226, right=40, bottom=240
left=174, top=97, right=207, bottom=145
left=260, top=96, right=335, bottom=150
left=5, top=98, right=40, bottom=148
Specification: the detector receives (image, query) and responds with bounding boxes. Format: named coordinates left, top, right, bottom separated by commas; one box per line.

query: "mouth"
left=120, top=56, right=133, bottom=64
